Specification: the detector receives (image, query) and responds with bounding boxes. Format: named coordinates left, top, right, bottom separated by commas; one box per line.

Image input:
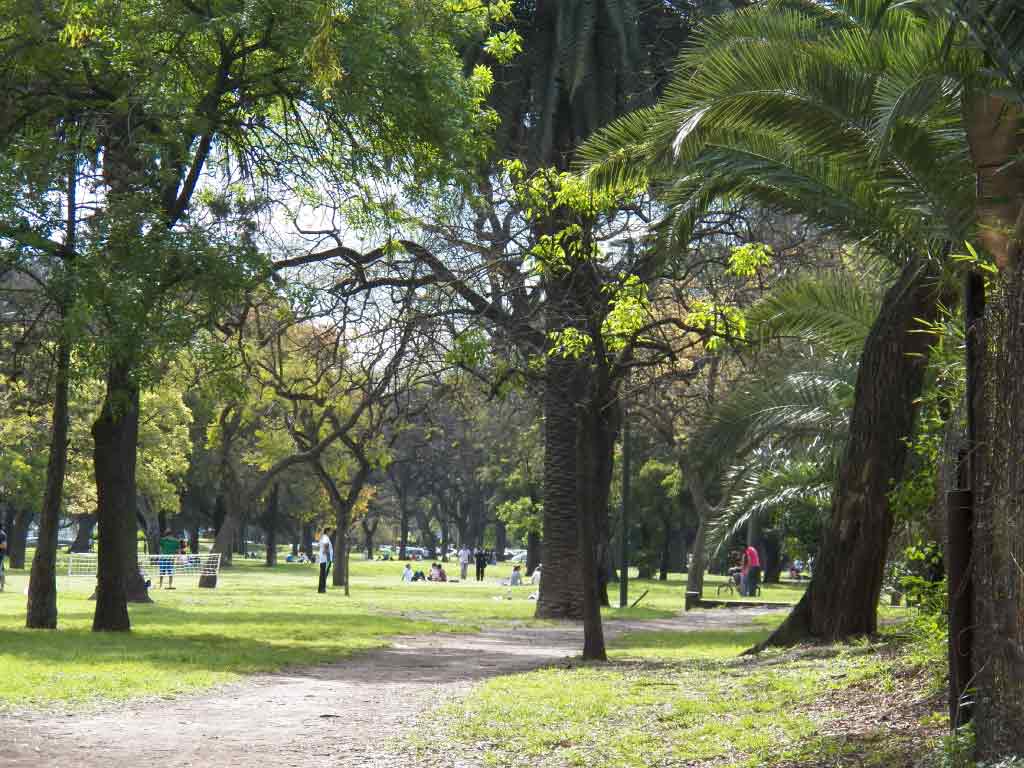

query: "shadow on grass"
left=610, top=628, right=774, bottom=660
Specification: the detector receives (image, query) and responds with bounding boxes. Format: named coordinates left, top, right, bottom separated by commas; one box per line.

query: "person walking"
left=458, top=546, right=471, bottom=581
left=158, top=529, right=179, bottom=589
left=317, top=527, right=334, bottom=593
left=474, top=548, right=487, bottom=582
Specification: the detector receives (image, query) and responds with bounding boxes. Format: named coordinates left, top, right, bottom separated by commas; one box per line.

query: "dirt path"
left=2, top=609, right=783, bottom=768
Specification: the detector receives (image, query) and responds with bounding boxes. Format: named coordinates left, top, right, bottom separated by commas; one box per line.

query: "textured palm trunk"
left=964, top=94, right=1024, bottom=761
left=92, top=359, right=149, bottom=632
left=26, top=336, right=71, bottom=629
left=536, top=352, right=584, bottom=619
left=971, top=269, right=1024, bottom=759
left=759, top=259, right=941, bottom=648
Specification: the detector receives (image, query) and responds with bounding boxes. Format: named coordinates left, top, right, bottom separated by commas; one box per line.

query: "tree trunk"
left=659, top=516, right=672, bottom=581
left=9, top=508, right=33, bottom=569
left=637, top=521, right=653, bottom=579
left=26, top=335, right=71, bottom=629
left=92, top=359, right=149, bottom=632
left=526, top=529, right=541, bottom=576
left=577, top=393, right=607, bottom=660
left=399, top=501, right=410, bottom=559
left=265, top=483, right=279, bottom=567
left=302, top=523, right=314, bottom=559
left=762, top=529, right=782, bottom=584
left=70, top=514, right=98, bottom=553
left=201, top=494, right=239, bottom=587
left=686, top=513, right=708, bottom=598
left=213, top=494, right=227, bottom=536
left=589, top=393, right=618, bottom=608
left=758, top=259, right=941, bottom=649
left=536, top=353, right=584, bottom=619
left=962, top=91, right=1024, bottom=761
left=314, top=460, right=369, bottom=595
left=494, top=519, right=506, bottom=561
left=363, top=520, right=376, bottom=560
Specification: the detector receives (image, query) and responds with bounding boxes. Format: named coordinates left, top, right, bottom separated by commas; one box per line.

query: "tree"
left=584, top=0, right=973, bottom=643
left=0, top=0, right=503, bottom=630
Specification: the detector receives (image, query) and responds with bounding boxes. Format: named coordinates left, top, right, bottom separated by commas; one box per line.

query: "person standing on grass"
left=474, top=548, right=487, bottom=582
left=741, top=544, right=761, bottom=597
left=317, top=527, right=334, bottom=593
left=458, top=545, right=471, bottom=581
left=158, top=529, right=179, bottom=589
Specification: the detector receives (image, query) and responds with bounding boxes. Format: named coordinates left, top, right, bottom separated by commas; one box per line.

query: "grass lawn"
left=0, top=553, right=807, bottom=710
left=415, top=621, right=944, bottom=768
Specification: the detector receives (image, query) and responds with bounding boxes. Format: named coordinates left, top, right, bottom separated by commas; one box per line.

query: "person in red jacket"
left=741, top=544, right=762, bottom=597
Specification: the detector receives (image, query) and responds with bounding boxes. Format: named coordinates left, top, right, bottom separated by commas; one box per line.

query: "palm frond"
left=706, top=458, right=833, bottom=553
left=745, top=272, right=883, bottom=354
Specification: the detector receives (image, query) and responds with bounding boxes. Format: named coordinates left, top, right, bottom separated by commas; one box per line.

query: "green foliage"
left=940, top=723, right=975, bottom=768
left=601, top=274, right=651, bottom=352
left=495, top=496, right=543, bottom=538
left=726, top=243, right=773, bottom=278
left=446, top=329, right=492, bottom=369
left=546, top=326, right=593, bottom=359
left=686, top=299, right=746, bottom=351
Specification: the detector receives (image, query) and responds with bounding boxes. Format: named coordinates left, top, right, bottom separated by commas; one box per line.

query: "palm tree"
left=583, top=0, right=976, bottom=643
left=694, top=272, right=879, bottom=555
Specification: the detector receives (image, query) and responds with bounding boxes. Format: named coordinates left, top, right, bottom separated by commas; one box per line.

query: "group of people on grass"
left=400, top=562, right=452, bottom=582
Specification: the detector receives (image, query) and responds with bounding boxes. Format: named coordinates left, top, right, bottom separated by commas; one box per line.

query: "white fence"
left=67, top=552, right=221, bottom=584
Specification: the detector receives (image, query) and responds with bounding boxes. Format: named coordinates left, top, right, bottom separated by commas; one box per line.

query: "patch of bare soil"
left=0, top=609, right=782, bottom=768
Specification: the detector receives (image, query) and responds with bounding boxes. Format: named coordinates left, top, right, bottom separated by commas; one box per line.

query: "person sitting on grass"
left=402, top=563, right=413, bottom=582
left=437, top=564, right=448, bottom=582
left=429, top=562, right=442, bottom=581
left=510, top=565, right=523, bottom=586
left=158, top=528, right=178, bottom=589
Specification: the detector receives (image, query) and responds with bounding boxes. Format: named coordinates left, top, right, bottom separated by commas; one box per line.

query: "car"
left=403, top=546, right=428, bottom=560
left=508, top=550, right=528, bottom=563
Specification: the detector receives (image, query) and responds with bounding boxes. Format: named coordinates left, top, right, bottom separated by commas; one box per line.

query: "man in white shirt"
left=458, top=546, right=471, bottom=581
left=317, top=527, right=334, bottom=593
